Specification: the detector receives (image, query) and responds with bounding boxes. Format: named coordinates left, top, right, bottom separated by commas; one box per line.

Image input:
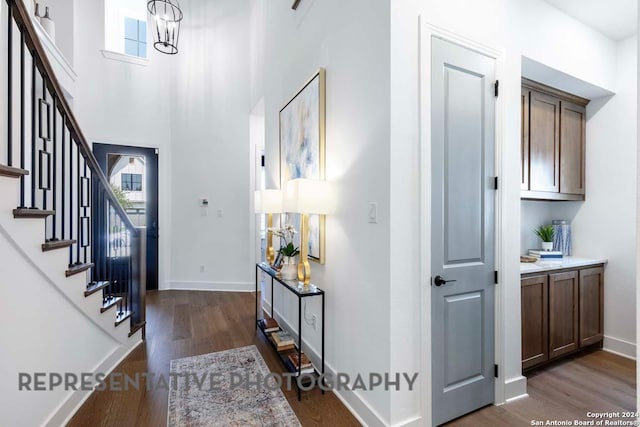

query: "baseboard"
left=332, top=386, right=388, bottom=427
left=262, top=299, right=388, bottom=427
left=44, top=336, right=143, bottom=427
left=169, top=280, right=254, bottom=292
left=391, top=416, right=424, bottom=427
left=504, top=375, right=528, bottom=403
left=603, top=336, right=636, bottom=360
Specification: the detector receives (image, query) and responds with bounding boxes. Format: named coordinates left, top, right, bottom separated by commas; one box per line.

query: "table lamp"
left=254, top=189, right=283, bottom=264
left=282, top=179, right=332, bottom=286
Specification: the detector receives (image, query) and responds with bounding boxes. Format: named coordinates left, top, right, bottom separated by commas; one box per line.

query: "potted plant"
left=534, top=224, right=555, bottom=251
left=269, top=224, right=300, bottom=280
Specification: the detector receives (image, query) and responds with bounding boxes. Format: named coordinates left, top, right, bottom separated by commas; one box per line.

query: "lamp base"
left=298, top=259, right=311, bottom=287
left=267, top=246, right=275, bottom=265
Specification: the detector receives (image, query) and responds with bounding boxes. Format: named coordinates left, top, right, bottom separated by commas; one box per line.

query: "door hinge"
left=494, top=271, right=498, bottom=284
left=494, top=364, right=499, bottom=378
left=493, top=176, right=498, bottom=190
left=494, top=80, right=499, bottom=97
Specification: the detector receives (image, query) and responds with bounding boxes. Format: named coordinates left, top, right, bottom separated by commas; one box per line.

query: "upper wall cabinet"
left=521, top=79, right=588, bottom=201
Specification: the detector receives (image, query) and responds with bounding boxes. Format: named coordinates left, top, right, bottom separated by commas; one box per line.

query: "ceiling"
left=544, top=0, right=638, bottom=41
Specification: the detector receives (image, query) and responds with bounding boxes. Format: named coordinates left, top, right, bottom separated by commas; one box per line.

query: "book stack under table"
left=258, top=317, right=317, bottom=378
left=255, top=262, right=325, bottom=401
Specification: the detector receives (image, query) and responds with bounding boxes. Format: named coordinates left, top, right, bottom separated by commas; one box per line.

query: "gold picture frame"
left=279, top=68, right=326, bottom=264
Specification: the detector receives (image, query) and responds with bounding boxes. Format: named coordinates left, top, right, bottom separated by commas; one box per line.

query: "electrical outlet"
left=200, top=265, right=205, bottom=273
left=217, top=208, right=224, bottom=218
left=311, top=314, right=317, bottom=330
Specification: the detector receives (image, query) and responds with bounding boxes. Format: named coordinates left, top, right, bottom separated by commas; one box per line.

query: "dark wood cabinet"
left=529, top=90, right=560, bottom=193
left=579, top=267, right=604, bottom=347
left=548, top=271, right=579, bottom=359
left=521, top=79, right=588, bottom=201
left=521, top=275, right=548, bottom=369
left=560, top=101, right=586, bottom=195
left=521, top=88, right=530, bottom=191
left=521, top=264, right=604, bottom=371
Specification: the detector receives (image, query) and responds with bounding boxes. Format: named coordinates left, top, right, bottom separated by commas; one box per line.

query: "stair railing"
left=2, top=0, right=145, bottom=335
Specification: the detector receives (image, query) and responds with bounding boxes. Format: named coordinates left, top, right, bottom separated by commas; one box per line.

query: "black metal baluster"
left=108, top=204, right=113, bottom=285
left=51, top=97, right=57, bottom=240
left=60, top=119, right=65, bottom=239
left=7, top=6, right=13, bottom=167
left=41, top=76, right=47, bottom=211
left=128, top=230, right=132, bottom=316
left=68, top=137, right=73, bottom=265
left=19, top=32, right=25, bottom=207
left=101, top=190, right=107, bottom=282
left=83, top=159, right=88, bottom=263
left=76, top=149, right=80, bottom=264
left=30, top=52, right=35, bottom=208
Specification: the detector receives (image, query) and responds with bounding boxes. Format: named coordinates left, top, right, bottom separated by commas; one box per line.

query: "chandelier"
left=147, top=0, right=183, bottom=55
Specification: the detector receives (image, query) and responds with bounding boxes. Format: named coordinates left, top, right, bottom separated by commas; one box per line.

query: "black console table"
left=254, top=262, right=325, bottom=400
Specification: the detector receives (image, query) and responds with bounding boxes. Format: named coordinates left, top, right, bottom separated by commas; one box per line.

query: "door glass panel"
left=107, top=154, right=147, bottom=227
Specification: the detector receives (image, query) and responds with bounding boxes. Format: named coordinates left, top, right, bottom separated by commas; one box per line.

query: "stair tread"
left=84, top=281, right=109, bottom=297
left=100, top=296, right=123, bottom=313
left=0, top=164, right=29, bottom=178
left=115, top=310, right=132, bottom=327
left=66, top=263, right=94, bottom=277
left=42, top=239, right=76, bottom=252
left=13, top=208, right=55, bottom=218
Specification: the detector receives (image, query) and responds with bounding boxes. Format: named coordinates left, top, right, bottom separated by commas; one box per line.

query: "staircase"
left=1, top=0, right=145, bottom=342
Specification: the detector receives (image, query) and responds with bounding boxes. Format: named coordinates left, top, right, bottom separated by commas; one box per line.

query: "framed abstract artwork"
left=279, top=68, right=326, bottom=264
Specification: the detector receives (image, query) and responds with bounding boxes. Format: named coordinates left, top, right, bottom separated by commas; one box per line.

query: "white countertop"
left=520, top=256, right=608, bottom=275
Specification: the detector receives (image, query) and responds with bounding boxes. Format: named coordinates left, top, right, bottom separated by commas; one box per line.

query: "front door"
left=430, top=37, right=496, bottom=426
left=93, top=143, right=159, bottom=291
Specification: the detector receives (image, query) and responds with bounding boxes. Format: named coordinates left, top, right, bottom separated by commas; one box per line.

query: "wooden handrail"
left=8, top=0, right=138, bottom=235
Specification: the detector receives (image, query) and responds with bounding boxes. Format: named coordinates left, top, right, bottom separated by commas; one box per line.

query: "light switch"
left=368, top=202, right=378, bottom=224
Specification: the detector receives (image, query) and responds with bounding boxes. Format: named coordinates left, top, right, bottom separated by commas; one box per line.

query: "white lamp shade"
left=283, top=179, right=332, bottom=214
left=254, top=189, right=283, bottom=213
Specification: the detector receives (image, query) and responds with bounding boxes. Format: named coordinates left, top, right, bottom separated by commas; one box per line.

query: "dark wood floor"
left=68, top=290, right=360, bottom=427
left=448, top=349, right=636, bottom=426
left=69, top=290, right=635, bottom=427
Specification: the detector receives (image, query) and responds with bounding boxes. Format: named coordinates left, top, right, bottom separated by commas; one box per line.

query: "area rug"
left=168, top=345, right=301, bottom=427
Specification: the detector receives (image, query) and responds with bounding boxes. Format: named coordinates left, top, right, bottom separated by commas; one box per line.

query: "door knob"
left=434, top=275, right=456, bottom=287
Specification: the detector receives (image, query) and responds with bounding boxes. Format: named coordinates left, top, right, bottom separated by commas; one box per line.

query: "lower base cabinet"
left=579, top=267, right=605, bottom=347
left=549, top=270, right=579, bottom=359
left=521, top=265, right=604, bottom=371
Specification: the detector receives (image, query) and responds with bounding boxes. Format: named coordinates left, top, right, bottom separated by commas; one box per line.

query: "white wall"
left=572, top=36, right=638, bottom=359
left=251, top=0, right=392, bottom=424
left=0, top=229, right=118, bottom=427
left=73, top=0, right=173, bottom=289
left=520, top=201, right=581, bottom=254
left=168, top=0, right=252, bottom=290
left=390, top=0, right=619, bottom=424
left=38, top=0, right=75, bottom=64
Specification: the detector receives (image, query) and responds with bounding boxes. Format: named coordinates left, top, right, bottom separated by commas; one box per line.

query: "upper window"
left=124, top=18, right=147, bottom=58
left=121, top=174, right=143, bottom=192
left=105, top=0, right=148, bottom=58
